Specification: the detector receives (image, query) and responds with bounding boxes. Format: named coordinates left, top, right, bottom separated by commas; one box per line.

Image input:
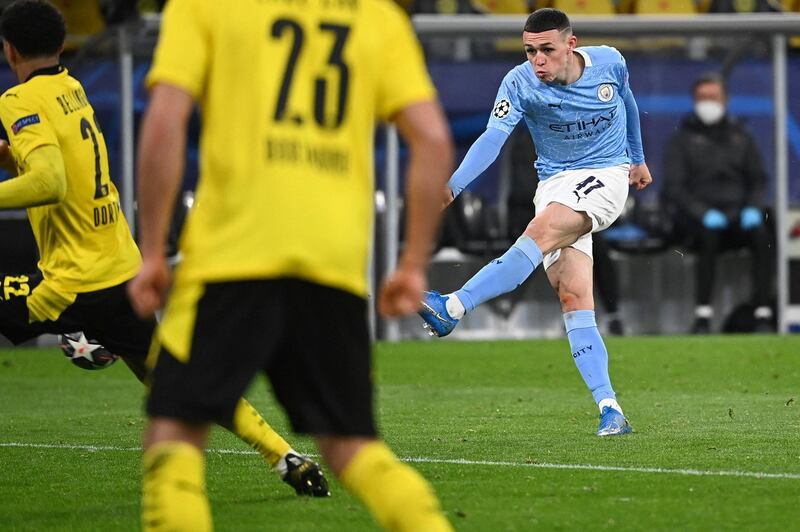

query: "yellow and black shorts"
left=0, top=270, right=155, bottom=360
left=147, top=277, right=376, bottom=437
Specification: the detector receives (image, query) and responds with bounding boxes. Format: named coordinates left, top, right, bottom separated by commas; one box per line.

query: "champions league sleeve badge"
left=492, top=99, right=511, bottom=119
left=597, top=84, right=614, bottom=102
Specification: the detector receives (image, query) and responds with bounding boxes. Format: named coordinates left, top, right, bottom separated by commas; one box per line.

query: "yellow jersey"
left=147, top=0, right=436, bottom=297
left=0, top=66, right=141, bottom=294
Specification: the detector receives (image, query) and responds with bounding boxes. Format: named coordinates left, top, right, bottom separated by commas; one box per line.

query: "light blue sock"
left=454, top=235, right=543, bottom=312
left=564, top=310, right=616, bottom=404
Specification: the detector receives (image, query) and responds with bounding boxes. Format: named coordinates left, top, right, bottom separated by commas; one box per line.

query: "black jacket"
left=662, top=113, right=767, bottom=222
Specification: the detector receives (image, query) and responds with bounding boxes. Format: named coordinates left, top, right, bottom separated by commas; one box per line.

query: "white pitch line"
left=2, top=441, right=799, bottom=480
left=0, top=442, right=256, bottom=455
left=401, top=457, right=800, bottom=480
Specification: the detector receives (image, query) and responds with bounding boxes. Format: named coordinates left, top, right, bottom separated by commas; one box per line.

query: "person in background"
left=662, top=72, right=773, bottom=334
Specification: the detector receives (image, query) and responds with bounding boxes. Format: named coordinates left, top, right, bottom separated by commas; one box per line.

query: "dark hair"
left=692, top=72, right=727, bottom=96
left=524, top=8, right=571, bottom=34
left=0, top=0, right=66, bottom=58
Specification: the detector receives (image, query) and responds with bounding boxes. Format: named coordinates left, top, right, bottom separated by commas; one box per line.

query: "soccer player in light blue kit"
left=419, top=8, right=653, bottom=436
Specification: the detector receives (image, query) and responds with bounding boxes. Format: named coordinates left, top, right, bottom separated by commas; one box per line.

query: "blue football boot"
left=596, top=406, right=632, bottom=437
left=418, top=291, right=459, bottom=337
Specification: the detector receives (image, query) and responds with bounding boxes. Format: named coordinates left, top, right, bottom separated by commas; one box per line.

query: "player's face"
left=523, top=29, right=576, bottom=84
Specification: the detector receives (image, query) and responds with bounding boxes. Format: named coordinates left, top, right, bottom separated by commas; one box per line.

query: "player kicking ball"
left=419, top=8, right=653, bottom=437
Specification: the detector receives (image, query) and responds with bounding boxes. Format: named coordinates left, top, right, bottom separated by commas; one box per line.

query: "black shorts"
left=0, top=270, right=155, bottom=361
left=146, top=278, right=376, bottom=437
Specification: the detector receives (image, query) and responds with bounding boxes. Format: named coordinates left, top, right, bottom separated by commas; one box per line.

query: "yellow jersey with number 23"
left=147, top=0, right=436, bottom=298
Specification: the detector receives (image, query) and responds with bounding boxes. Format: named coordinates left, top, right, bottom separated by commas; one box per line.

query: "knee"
left=144, top=418, right=209, bottom=450
left=523, top=216, right=547, bottom=242
left=558, top=281, right=592, bottom=313
left=316, top=436, right=376, bottom=477
left=523, top=216, right=557, bottom=254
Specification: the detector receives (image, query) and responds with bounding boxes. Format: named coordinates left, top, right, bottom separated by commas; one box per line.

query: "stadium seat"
left=705, top=0, right=782, bottom=12
left=549, top=0, right=616, bottom=15
left=51, top=0, right=106, bottom=49
left=631, top=0, right=697, bottom=14
left=549, top=0, right=622, bottom=47
left=471, top=0, right=530, bottom=13
left=470, top=0, right=530, bottom=54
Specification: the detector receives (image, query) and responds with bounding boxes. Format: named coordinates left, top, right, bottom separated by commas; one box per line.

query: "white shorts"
left=533, top=164, right=629, bottom=270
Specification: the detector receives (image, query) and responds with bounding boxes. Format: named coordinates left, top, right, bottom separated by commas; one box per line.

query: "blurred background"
left=0, top=0, right=798, bottom=341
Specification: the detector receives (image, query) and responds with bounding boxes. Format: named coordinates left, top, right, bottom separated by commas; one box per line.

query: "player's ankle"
left=274, top=448, right=299, bottom=477
left=598, top=398, right=622, bottom=415
left=445, top=293, right=465, bottom=319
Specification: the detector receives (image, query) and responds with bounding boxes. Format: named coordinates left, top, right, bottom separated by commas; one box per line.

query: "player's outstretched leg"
left=564, top=311, right=631, bottom=436
left=418, top=235, right=543, bottom=336
left=231, top=399, right=330, bottom=496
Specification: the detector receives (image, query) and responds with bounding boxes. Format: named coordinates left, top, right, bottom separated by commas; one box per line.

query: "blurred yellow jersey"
left=147, top=0, right=436, bottom=297
left=0, top=66, right=140, bottom=293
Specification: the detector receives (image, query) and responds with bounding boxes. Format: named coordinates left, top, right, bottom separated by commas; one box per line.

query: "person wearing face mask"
left=662, top=73, right=773, bottom=334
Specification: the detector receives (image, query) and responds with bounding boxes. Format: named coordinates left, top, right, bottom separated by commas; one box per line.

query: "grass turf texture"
left=1, top=335, right=799, bottom=531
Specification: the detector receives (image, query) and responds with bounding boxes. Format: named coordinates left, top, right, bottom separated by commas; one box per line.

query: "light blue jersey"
left=487, top=46, right=637, bottom=180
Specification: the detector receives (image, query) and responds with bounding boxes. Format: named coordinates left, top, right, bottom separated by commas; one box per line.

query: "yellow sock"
left=142, top=442, right=212, bottom=532
left=232, top=399, right=291, bottom=467
left=340, top=441, right=452, bottom=532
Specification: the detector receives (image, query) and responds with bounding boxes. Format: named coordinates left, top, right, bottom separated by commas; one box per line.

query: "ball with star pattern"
left=60, top=332, right=119, bottom=370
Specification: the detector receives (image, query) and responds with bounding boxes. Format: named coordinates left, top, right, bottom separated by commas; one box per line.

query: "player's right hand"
left=378, top=260, right=427, bottom=317
left=127, top=257, right=171, bottom=318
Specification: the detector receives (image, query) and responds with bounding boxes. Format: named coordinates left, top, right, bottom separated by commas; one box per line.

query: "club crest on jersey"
left=597, top=84, right=614, bottom=103
left=492, top=99, right=511, bottom=119
left=11, top=113, right=40, bottom=134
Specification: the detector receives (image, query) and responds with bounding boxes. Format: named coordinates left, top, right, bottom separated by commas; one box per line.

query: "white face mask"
left=694, top=100, right=725, bottom=125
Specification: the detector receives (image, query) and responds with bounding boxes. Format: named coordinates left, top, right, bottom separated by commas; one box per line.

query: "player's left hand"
left=628, top=163, right=653, bottom=191
left=127, top=256, right=171, bottom=318
left=378, top=259, right=427, bottom=317
left=740, top=206, right=763, bottom=230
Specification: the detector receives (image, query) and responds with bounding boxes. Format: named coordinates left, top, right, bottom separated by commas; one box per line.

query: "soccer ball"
left=59, top=332, right=119, bottom=370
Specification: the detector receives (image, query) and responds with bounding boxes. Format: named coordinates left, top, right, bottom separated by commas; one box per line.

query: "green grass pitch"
left=1, top=335, right=799, bottom=531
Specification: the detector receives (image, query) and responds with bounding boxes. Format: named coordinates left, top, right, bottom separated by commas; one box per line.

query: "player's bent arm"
left=136, top=83, right=194, bottom=260
left=129, top=83, right=193, bottom=317
left=0, top=144, right=66, bottom=209
left=622, top=89, right=645, bottom=166
left=448, top=127, right=508, bottom=199
left=393, top=100, right=454, bottom=269
left=378, top=100, right=453, bottom=317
